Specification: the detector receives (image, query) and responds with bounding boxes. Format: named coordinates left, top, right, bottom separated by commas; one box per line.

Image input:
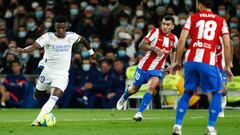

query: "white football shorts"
left=36, top=69, right=69, bottom=92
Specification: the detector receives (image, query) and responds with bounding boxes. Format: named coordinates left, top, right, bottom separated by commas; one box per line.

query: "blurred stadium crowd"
left=0, top=0, right=240, bottom=108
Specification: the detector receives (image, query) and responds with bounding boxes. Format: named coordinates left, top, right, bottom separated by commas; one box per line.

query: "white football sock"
left=207, top=126, right=215, bottom=130
left=36, top=95, right=59, bottom=121
left=221, top=96, right=227, bottom=110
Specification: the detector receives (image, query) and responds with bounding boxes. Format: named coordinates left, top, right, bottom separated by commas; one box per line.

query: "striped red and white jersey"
left=216, top=38, right=225, bottom=70
left=183, top=10, right=229, bottom=66
left=138, top=28, right=178, bottom=70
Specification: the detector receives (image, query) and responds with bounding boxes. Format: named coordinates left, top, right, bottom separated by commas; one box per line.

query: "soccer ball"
left=39, top=113, right=56, bottom=127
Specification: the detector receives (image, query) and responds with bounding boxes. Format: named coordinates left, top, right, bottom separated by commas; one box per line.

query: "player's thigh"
left=36, top=81, right=51, bottom=91
left=133, top=68, right=148, bottom=87
left=36, top=70, right=51, bottom=91
left=148, top=70, right=164, bottom=88
left=184, top=62, right=200, bottom=91
left=199, top=63, right=222, bottom=92
left=51, top=75, right=69, bottom=92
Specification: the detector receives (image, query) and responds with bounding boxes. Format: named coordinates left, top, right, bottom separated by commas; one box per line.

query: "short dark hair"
left=163, top=15, right=175, bottom=25
left=197, top=0, right=213, bottom=9
left=54, top=15, right=68, bottom=23
left=11, top=60, right=21, bottom=66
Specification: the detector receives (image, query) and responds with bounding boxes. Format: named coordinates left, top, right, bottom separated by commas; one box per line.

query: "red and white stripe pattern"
left=216, top=38, right=225, bottom=70
left=138, top=28, right=178, bottom=70
left=183, top=10, right=229, bottom=66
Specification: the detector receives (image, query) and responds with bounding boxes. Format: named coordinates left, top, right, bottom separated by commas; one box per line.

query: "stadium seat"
left=161, top=74, right=181, bottom=109
left=226, top=76, right=240, bottom=104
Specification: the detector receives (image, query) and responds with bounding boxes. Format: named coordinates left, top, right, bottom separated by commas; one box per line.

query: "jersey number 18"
left=196, top=20, right=217, bottom=40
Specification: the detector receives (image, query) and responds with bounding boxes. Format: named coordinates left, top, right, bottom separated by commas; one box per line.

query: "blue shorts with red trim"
left=133, top=67, right=164, bottom=86
left=184, top=62, right=222, bottom=93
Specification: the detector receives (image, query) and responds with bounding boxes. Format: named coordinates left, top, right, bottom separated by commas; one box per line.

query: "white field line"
left=1, top=115, right=240, bottom=123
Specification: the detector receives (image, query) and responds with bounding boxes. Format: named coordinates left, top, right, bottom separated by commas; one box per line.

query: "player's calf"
left=34, top=90, right=49, bottom=100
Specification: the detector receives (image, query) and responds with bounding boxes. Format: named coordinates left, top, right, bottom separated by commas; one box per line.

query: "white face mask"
left=82, top=64, right=90, bottom=71
left=70, top=8, right=79, bottom=16
left=18, top=31, right=27, bottom=38
left=237, top=10, right=240, bottom=17
left=136, top=10, right=144, bottom=16
left=120, top=20, right=128, bottom=26
left=184, top=0, right=192, bottom=6
left=33, top=50, right=40, bottom=58
left=44, top=22, right=52, bottom=28
left=147, top=1, right=154, bottom=8
left=27, top=22, right=36, bottom=30
left=124, top=9, right=131, bottom=15
left=136, top=22, right=145, bottom=29
left=134, top=33, right=141, bottom=41
left=163, top=0, right=170, bottom=5
left=179, top=19, right=186, bottom=26
left=91, top=42, right=100, bottom=49
left=4, top=11, right=13, bottom=18
left=21, top=53, right=28, bottom=60
left=186, top=38, right=191, bottom=45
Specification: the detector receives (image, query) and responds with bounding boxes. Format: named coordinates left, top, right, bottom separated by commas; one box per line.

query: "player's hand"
left=225, top=66, right=234, bottom=81
left=89, top=54, right=96, bottom=63
left=170, top=62, right=181, bottom=75
left=16, top=47, right=24, bottom=54
left=164, top=66, right=171, bottom=75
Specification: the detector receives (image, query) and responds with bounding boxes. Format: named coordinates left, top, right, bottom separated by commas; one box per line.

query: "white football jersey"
left=36, top=32, right=81, bottom=73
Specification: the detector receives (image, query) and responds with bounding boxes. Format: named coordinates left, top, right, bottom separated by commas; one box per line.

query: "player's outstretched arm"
left=78, top=36, right=96, bottom=63
left=138, top=38, right=164, bottom=56
left=16, top=42, right=39, bottom=54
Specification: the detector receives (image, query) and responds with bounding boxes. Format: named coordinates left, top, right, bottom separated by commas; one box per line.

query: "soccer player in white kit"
left=16, top=15, right=96, bottom=126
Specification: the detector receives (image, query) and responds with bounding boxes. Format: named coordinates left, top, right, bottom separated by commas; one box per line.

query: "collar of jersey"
left=199, top=9, right=212, bottom=13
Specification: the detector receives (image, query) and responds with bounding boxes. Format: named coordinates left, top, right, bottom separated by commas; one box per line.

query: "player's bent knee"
left=128, top=86, right=139, bottom=94
left=34, top=90, right=47, bottom=100
left=52, top=88, right=64, bottom=97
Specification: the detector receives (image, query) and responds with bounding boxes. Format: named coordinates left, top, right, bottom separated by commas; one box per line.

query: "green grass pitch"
left=0, top=109, right=239, bottom=135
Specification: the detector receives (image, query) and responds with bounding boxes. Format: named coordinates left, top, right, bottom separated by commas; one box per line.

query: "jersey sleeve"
left=221, top=19, right=229, bottom=35
left=183, top=16, right=191, bottom=31
left=72, top=32, right=81, bottom=44
left=144, top=28, right=158, bottom=43
left=35, top=33, right=50, bottom=48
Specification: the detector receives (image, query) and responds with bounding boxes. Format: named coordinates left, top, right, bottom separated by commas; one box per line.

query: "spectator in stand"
left=25, top=16, right=39, bottom=39
left=231, top=33, right=240, bottom=75
left=88, top=59, right=114, bottom=109
left=76, top=59, right=100, bottom=108
left=236, top=3, right=240, bottom=20
left=105, top=59, right=126, bottom=108
left=1, top=52, right=17, bottom=74
left=217, top=4, right=231, bottom=21
left=34, top=5, right=44, bottom=23
left=228, top=16, right=239, bottom=30
left=0, top=60, right=27, bottom=107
